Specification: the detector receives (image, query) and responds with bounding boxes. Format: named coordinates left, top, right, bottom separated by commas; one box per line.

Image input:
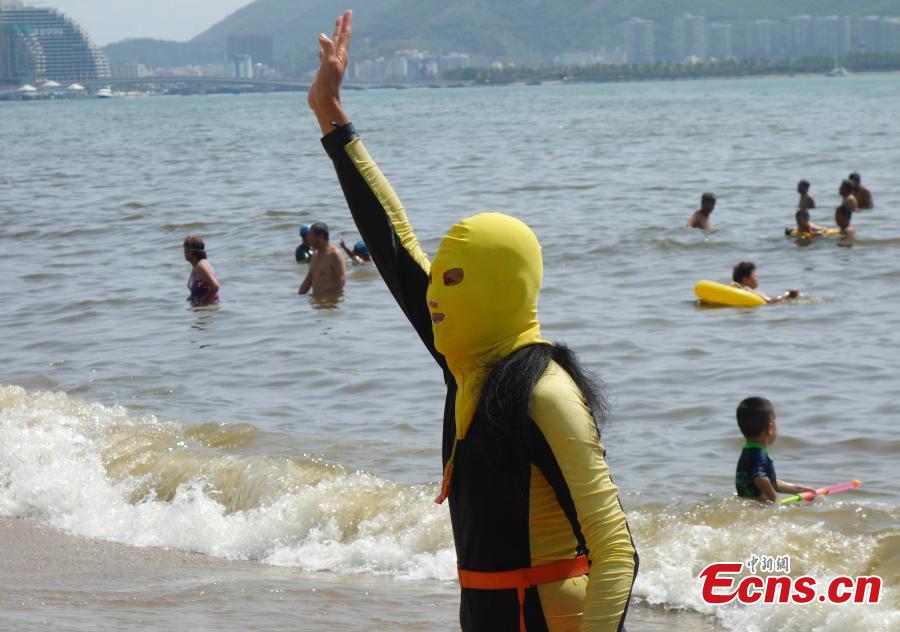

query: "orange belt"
left=457, top=555, right=589, bottom=632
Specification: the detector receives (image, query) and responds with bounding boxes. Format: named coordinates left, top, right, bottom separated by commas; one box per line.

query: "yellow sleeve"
left=530, top=362, right=636, bottom=631
left=323, top=125, right=441, bottom=364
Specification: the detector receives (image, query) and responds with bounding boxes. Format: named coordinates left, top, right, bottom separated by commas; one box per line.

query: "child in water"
left=731, top=261, right=798, bottom=303
left=735, top=397, right=815, bottom=502
left=835, top=203, right=856, bottom=239
left=788, top=208, right=827, bottom=238
left=339, top=236, right=372, bottom=263
left=796, top=179, right=815, bottom=210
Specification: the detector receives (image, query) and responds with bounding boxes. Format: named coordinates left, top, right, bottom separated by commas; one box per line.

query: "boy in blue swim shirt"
left=735, top=397, right=815, bottom=502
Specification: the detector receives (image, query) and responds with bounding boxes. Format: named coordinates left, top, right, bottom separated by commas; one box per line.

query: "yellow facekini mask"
left=426, top=212, right=548, bottom=439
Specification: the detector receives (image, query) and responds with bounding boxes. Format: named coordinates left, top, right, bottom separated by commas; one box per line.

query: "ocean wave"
left=630, top=499, right=899, bottom=631
left=0, top=385, right=456, bottom=581
left=2, top=385, right=897, bottom=630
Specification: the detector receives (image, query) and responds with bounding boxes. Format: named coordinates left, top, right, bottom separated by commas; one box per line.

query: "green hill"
left=104, top=0, right=900, bottom=72
left=351, top=0, right=900, bottom=64
left=103, top=39, right=221, bottom=68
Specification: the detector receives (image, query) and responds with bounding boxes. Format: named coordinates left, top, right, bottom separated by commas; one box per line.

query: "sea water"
left=1, top=76, right=898, bottom=631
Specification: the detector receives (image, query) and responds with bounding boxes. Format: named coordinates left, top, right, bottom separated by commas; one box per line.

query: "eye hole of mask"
left=443, top=268, right=464, bottom=286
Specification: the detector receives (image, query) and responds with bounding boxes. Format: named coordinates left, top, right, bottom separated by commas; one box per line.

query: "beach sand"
left=0, top=517, right=721, bottom=631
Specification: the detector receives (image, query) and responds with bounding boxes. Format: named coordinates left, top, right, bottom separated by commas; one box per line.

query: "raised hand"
left=308, top=10, right=353, bottom=134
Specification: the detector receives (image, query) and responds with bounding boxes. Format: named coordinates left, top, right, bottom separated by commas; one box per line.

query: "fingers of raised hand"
left=318, top=32, right=335, bottom=56
left=336, top=10, right=352, bottom=54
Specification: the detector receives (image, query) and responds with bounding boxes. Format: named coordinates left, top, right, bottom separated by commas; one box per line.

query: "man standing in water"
left=839, top=179, right=859, bottom=214
left=298, top=222, right=346, bottom=295
left=848, top=172, right=873, bottom=209
left=686, top=192, right=716, bottom=229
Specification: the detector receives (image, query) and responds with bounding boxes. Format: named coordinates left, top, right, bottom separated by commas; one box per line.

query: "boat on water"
left=825, top=66, right=849, bottom=77
left=96, top=86, right=123, bottom=98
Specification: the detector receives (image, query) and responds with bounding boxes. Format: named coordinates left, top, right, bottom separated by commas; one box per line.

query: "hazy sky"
left=45, top=0, right=253, bottom=45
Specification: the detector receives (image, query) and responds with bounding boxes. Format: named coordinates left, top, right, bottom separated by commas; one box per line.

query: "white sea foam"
left=0, top=385, right=457, bottom=580
left=629, top=504, right=899, bottom=631
left=2, top=385, right=897, bottom=630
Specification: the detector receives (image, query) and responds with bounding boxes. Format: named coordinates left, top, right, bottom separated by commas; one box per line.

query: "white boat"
left=95, top=86, right=123, bottom=98
left=825, top=56, right=849, bottom=77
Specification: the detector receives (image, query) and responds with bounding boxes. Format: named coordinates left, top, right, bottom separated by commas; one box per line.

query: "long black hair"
left=473, top=342, right=608, bottom=471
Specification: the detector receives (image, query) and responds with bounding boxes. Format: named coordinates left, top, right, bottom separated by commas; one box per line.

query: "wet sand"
left=0, top=517, right=721, bottom=631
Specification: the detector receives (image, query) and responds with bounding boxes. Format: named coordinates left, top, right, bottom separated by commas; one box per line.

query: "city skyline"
left=41, top=0, right=252, bottom=46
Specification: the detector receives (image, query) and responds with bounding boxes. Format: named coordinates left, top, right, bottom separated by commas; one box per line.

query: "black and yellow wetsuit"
left=322, top=123, right=637, bottom=631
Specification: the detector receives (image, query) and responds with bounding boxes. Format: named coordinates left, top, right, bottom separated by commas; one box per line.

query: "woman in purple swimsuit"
left=183, top=235, right=220, bottom=306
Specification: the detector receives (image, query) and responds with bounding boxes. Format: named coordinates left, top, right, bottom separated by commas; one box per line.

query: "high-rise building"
left=0, top=3, right=109, bottom=82
left=886, top=18, right=900, bottom=53
left=110, top=62, right=149, bottom=79
left=707, top=23, right=733, bottom=60
left=786, top=15, right=814, bottom=58
left=386, top=56, right=408, bottom=80
left=857, top=16, right=900, bottom=54
left=812, top=16, right=851, bottom=56
left=438, top=53, right=470, bottom=73
left=233, top=55, right=253, bottom=79
left=674, top=14, right=706, bottom=61
left=747, top=19, right=777, bottom=59
left=624, top=18, right=655, bottom=65
left=869, top=17, right=900, bottom=53
left=226, top=32, right=274, bottom=68
left=857, top=16, right=883, bottom=53
left=1, top=15, right=43, bottom=82
left=841, top=17, right=854, bottom=53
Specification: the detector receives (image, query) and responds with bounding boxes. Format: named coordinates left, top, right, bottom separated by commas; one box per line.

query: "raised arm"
left=308, top=11, right=353, bottom=135
left=309, top=11, right=442, bottom=364
left=338, top=236, right=354, bottom=258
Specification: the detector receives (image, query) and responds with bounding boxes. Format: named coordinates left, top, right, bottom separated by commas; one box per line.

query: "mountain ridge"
left=104, top=0, right=900, bottom=72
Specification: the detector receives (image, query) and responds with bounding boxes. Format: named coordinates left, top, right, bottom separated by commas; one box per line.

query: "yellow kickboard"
left=694, top=280, right=766, bottom=307
left=786, top=227, right=841, bottom=237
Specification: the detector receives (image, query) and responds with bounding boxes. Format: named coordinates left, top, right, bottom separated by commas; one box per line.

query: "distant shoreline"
left=3, top=66, right=899, bottom=102
left=444, top=53, right=900, bottom=87
left=353, top=66, right=900, bottom=91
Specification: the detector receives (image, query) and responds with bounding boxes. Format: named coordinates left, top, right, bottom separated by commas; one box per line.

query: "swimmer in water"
left=848, top=172, right=873, bottom=209
left=309, top=11, right=636, bottom=631
left=183, top=235, right=220, bottom=306
left=839, top=179, right=858, bottom=214
left=339, top=236, right=372, bottom=263
left=835, top=203, right=856, bottom=239
left=687, top=192, right=716, bottom=229
left=731, top=261, right=798, bottom=303
left=295, top=223, right=314, bottom=263
left=735, top=397, right=815, bottom=503
left=797, top=180, right=815, bottom=210
left=298, top=222, right=347, bottom=295
left=789, top=208, right=826, bottom=237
